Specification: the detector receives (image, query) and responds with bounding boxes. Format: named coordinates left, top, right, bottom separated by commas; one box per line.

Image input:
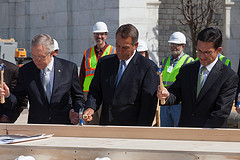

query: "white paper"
left=0, top=134, right=53, bottom=144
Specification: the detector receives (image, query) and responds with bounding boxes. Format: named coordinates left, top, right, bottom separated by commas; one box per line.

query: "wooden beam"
left=0, top=124, right=7, bottom=135
left=1, top=124, right=240, bottom=159
left=1, top=137, right=240, bottom=160
left=2, top=124, right=240, bottom=142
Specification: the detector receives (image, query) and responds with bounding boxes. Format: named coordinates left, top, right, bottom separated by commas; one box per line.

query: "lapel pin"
left=58, top=70, right=61, bottom=72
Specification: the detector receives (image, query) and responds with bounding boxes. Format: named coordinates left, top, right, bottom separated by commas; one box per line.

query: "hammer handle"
left=156, top=99, right=160, bottom=127
left=159, top=72, right=165, bottom=105
left=1, top=70, right=5, bottom=104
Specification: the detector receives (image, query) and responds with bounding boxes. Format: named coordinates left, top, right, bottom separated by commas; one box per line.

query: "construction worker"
left=195, top=53, right=232, bottom=68
left=53, top=39, right=59, bottom=56
left=136, top=39, right=149, bottom=58
left=79, top=21, right=115, bottom=124
left=160, top=32, right=194, bottom=127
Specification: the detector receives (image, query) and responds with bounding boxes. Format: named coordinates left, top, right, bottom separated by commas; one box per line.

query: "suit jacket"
left=86, top=53, right=159, bottom=126
left=166, top=60, right=238, bottom=128
left=235, top=58, right=240, bottom=106
left=0, top=59, right=24, bottom=122
left=6, top=57, right=85, bottom=124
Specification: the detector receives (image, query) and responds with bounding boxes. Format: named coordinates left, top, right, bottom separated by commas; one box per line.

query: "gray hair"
left=31, top=34, right=54, bottom=54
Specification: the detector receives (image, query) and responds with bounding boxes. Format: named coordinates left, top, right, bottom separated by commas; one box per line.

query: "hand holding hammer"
left=0, top=63, right=5, bottom=104
left=157, top=66, right=165, bottom=105
left=154, top=66, right=165, bottom=127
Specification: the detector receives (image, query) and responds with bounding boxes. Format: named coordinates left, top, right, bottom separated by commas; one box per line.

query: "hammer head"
left=157, top=65, right=162, bottom=75
left=0, top=63, right=5, bottom=71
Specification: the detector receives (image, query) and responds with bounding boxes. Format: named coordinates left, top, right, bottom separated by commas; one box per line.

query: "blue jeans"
left=160, top=103, right=181, bottom=127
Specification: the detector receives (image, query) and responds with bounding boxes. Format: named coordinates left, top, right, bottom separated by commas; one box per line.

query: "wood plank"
left=4, top=124, right=240, bottom=142
left=0, top=124, right=7, bottom=135
left=1, top=137, right=240, bottom=160
left=0, top=149, right=240, bottom=160
left=2, top=124, right=240, bottom=159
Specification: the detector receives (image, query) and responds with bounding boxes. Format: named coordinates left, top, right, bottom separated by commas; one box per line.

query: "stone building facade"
left=0, top=0, right=239, bottom=70
left=0, top=0, right=160, bottom=66
left=224, top=0, right=240, bottom=71
left=158, top=0, right=224, bottom=60
left=158, top=0, right=240, bottom=71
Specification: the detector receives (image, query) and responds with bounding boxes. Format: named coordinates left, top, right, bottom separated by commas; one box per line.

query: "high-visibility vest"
left=195, top=53, right=232, bottom=68
left=161, top=54, right=194, bottom=87
left=218, top=54, right=232, bottom=68
left=83, top=45, right=115, bottom=92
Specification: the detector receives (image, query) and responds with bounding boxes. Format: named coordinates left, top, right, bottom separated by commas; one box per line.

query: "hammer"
left=0, top=63, right=5, bottom=104
left=155, top=66, right=165, bottom=127
left=79, top=108, right=89, bottom=126
left=157, top=66, right=165, bottom=105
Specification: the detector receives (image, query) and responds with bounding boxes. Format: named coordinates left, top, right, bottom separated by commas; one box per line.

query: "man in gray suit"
left=157, top=27, right=238, bottom=128
left=0, top=34, right=85, bottom=124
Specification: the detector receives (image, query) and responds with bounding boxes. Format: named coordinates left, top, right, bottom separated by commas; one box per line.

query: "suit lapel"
left=32, top=63, right=46, bottom=99
left=110, top=55, right=120, bottom=90
left=52, top=57, right=62, bottom=101
left=115, top=53, right=138, bottom=92
left=196, top=60, right=222, bottom=104
left=29, top=62, right=48, bottom=102
left=191, top=61, right=200, bottom=103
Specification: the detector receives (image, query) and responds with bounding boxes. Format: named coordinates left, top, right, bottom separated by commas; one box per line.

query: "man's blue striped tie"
left=116, top=60, right=126, bottom=86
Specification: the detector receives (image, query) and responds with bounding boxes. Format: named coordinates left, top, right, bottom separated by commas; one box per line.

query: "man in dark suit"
left=235, top=58, right=240, bottom=113
left=83, top=24, right=159, bottom=126
left=0, top=59, right=27, bottom=122
left=157, top=27, right=238, bottom=128
left=1, top=34, right=84, bottom=124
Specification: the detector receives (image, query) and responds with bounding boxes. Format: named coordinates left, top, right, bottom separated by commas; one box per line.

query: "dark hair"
left=116, top=24, right=139, bottom=45
left=197, top=27, right=222, bottom=50
left=32, top=34, right=54, bottom=54
left=144, top=51, right=149, bottom=58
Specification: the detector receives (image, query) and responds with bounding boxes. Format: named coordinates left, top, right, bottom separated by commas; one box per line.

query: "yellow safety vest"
left=162, top=54, right=194, bottom=87
left=219, top=54, right=232, bottom=67
left=83, top=45, right=115, bottom=92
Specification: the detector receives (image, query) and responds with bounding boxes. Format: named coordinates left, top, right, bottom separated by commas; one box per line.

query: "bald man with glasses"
left=0, top=34, right=85, bottom=124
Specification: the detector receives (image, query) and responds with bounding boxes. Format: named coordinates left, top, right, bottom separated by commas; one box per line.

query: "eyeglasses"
left=169, top=43, right=182, bottom=47
left=94, top=33, right=107, bottom=36
left=197, top=50, right=214, bottom=55
left=32, top=53, right=49, bottom=60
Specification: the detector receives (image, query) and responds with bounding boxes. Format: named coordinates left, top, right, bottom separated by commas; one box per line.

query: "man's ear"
left=135, top=41, right=139, bottom=48
left=182, top=44, right=185, bottom=49
left=50, top=51, right=55, bottom=56
left=216, top=47, right=222, bottom=54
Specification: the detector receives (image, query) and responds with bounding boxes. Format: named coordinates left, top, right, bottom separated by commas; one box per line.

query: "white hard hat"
left=137, top=39, right=148, bottom=52
left=93, top=22, right=108, bottom=33
left=168, top=32, right=186, bottom=44
left=53, top=39, right=59, bottom=50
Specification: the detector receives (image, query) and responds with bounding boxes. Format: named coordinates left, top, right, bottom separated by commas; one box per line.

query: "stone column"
left=224, top=0, right=240, bottom=71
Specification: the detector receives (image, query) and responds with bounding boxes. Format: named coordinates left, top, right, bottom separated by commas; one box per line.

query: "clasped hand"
left=157, top=85, right=169, bottom=101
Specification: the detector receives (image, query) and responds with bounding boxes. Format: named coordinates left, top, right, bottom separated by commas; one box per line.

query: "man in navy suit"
left=157, top=27, right=238, bottom=128
left=1, top=34, right=84, bottom=124
left=83, top=24, right=159, bottom=126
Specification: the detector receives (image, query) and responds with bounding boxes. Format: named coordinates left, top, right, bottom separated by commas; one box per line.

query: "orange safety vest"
left=83, top=45, right=115, bottom=92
